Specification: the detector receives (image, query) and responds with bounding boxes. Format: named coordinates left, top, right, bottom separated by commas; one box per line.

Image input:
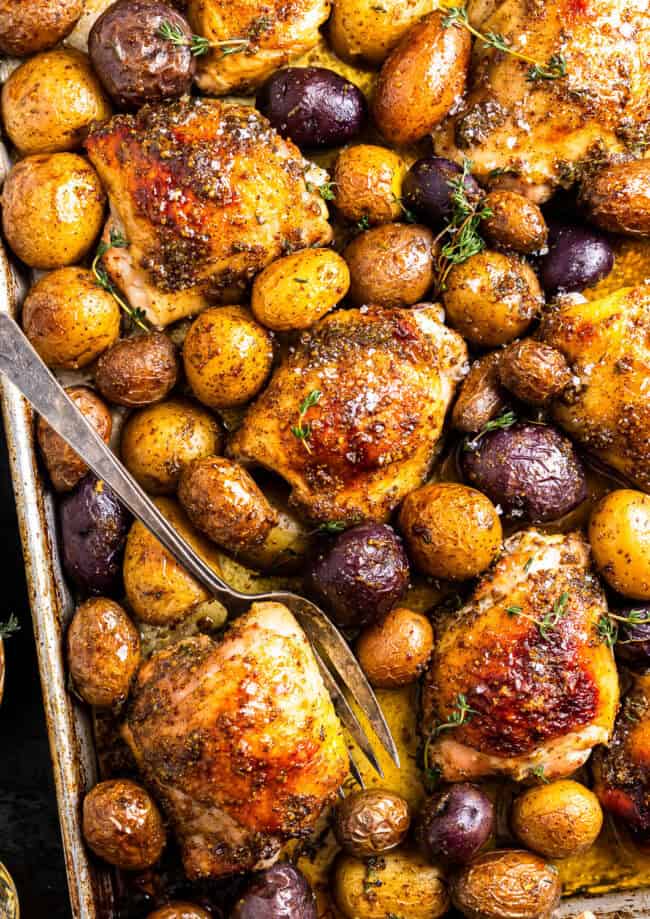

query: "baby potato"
left=451, top=849, right=561, bottom=919
left=333, top=145, right=406, bottom=226
left=330, top=0, right=436, bottom=65
left=37, top=386, right=112, bottom=492
left=399, top=482, right=502, bottom=580
left=1, top=154, right=105, bottom=270
left=334, top=789, right=411, bottom=857
left=251, top=249, right=350, bottom=331
left=178, top=456, right=278, bottom=554
left=183, top=306, right=273, bottom=410
left=499, top=339, right=571, bottom=406
left=2, top=49, right=111, bottom=156
left=0, top=0, right=84, bottom=56
left=146, top=906, right=211, bottom=919
left=67, top=597, right=140, bottom=708
left=120, top=398, right=223, bottom=495
left=443, top=250, right=543, bottom=347
left=345, top=223, right=435, bottom=307
left=95, top=332, right=179, bottom=407
left=482, top=190, right=548, bottom=254
left=451, top=352, right=508, bottom=433
left=589, top=489, right=650, bottom=600
left=512, top=780, right=603, bottom=859
left=334, top=848, right=449, bottom=919
left=82, top=779, right=166, bottom=870
left=372, top=11, right=471, bottom=146
left=23, top=267, right=120, bottom=369
left=580, top=159, right=650, bottom=237
left=356, top=606, right=433, bottom=688
left=236, top=481, right=315, bottom=573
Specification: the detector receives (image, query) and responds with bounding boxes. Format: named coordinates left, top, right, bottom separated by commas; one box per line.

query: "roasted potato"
left=356, top=606, right=433, bottom=688
left=372, top=11, right=471, bottom=146
left=333, top=145, right=406, bottom=226
left=443, top=250, right=543, bottom=347
left=146, top=905, right=212, bottom=919
left=0, top=862, right=19, bottom=919
left=1, top=154, right=105, bottom=270
left=183, top=306, right=274, bottom=410
left=0, top=0, right=84, bottom=56
left=589, top=489, right=650, bottom=600
left=580, top=159, right=650, bottom=237
left=344, top=223, right=435, bottom=307
left=37, top=386, right=112, bottom=491
left=482, top=190, right=548, bottom=253
left=239, top=488, right=314, bottom=574
left=499, top=339, right=571, bottom=406
left=232, top=864, right=317, bottom=919
left=67, top=597, right=140, bottom=709
left=451, top=352, right=508, bottom=433
left=82, top=779, right=166, bottom=870
left=334, top=790, right=411, bottom=857
left=329, top=0, right=436, bottom=65
left=399, top=482, right=502, bottom=580
left=22, top=267, right=120, bottom=369
left=2, top=50, right=111, bottom=156
left=120, top=398, right=224, bottom=495
left=251, top=249, right=350, bottom=331
left=451, top=849, right=561, bottom=919
left=95, top=332, right=179, bottom=407
left=512, top=780, right=603, bottom=859
left=333, top=848, right=449, bottom=919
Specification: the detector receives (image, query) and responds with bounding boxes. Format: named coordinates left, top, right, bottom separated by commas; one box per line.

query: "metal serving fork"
left=0, top=313, right=399, bottom=779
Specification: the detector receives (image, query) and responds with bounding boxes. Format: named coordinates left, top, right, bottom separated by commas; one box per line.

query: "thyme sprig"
left=290, top=390, right=322, bottom=453
left=505, top=592, right=571, bottom=640
left=157, top=20, right=250, bottom=58
left=92, top=230, right=148, bottom=332
left=463, top=410, right=517, bottom=451
left=529, top=765, right=549, bottom=783
left=596, top=609, right=650, bottom=648
left=423, top=694, right=478, bottom=784
left=0, top=613, right=20, bottom=639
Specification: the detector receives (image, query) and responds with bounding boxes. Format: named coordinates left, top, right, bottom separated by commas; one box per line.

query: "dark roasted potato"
left=589, top=489, right=650, bottom=600
left=95, top=332, right=179, bottom=407
left=403, top=155, right=481, bottom=230
left=333, top=144, right=406, bottom=226
left=580, top=159, right=650, bottom=237
left=146, top=905, right=212, bottom=919
left=82, top=779, right=166, bottom=870
left=512, top=780, right=603, bottom=859
left=344, top=223, right=435, bottom=307
left=418, top=784, right=495, bottom=865
left=451, top=849, right=561, bottom=919
left=538, top=222, right=614, bottom=295
left=451, top=352, right=508, bottom=433
left=0, top=0, right=83, bottom=56
left=334, top=790, right=411, bottom=857
left=232, top=863, right=317, bottom=919
left=37, top=386, right=112, bottom=492
left=482, top=190, right=548, bottom=253
left=356, top=606, right=433, bottom=688
left=499, top=339, right=571, bottom=406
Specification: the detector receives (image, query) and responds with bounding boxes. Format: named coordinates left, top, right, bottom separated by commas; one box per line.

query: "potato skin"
left=120, top=399, right=223, bottom=495
left=356, top=607, right=433, bottom=688
left=451, top=352, right=508, bottom=433
left=399, top=482, right=502, bottom=580
left=589, top=489, right=650, bottom=600
left=372, top=11, right=471, bottom=146
left=333, top=145, right=406, bottom=226
left=443, top=250, right=543, bottom=347
left=23, top=268, right=120, bottom=369
left=580, top=159, right=650, bottom=237
left=183, top=306, right=273, bottom=409
left=334, top=790, right=411, bottom=857
left=82, top=779, right=165, bottom=870
left=2, top=50, right=111, bottom=156
left=511, top=780, right=603, bottom=859
left=1, top=154, right=105, bottom=270
left=146, top=906, right=212, bottom=919
left=67, top=597, right=140, bottom=708
left=499, top=339, right=571, bottom=406
left=37, top=386, right=112, bottom=492
left=0, top=0, right=84, bottom=56
left=451, top=849, right=561, bottom=919
left=330, top=0, right=436, bottom=65
left=482, top=191, right=548, bottom=254
left=251, top=249, right=350, bottom=331
left=345, top=223, right=435, bottom=307
left=95, top=332, right=179, bottom=407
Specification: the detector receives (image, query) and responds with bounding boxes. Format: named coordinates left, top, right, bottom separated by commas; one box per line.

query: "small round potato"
left=482, top=191, right=548, bottom=254
left=23, top=267, right=120, bottom=369
left=499, top=339, right=571, bottom=406
left=334, top=790, right=411, bottom=857
left=333, top=145, right=406, bottom=226
left=580, top=159, right=650, bottom=237
left=451, top=352, right=508, bottom=433
left=146, top=906, right=212, bottom=919
left=183, top=306, right=273, bottom=410
left=2, top=49, right=111, bottom=156
left=589, top=489, right=650, bottom=600
left=1, top=154, right=105, bottom=270
left=356, top=607, right=433, bottom=688
left=178, top=456, right=278, bottom=554
left=82, top=779, right=166, bottom=870
left=37, top=386, right=112, bottom=492
left=236, top=481, right=315, bottom=573
left=451, top=849, right=561, bottom=919
left=512, top=780, right=603, bottom=859
left=399, top=482, right=502, bottom=580
left=251, top=249, right=350, bottom=331
left=330, top=0, right=437, bottom=65
left=345, top=223, right=435, bottom=307
left=334, top=848, right=449, bottom=919
left=120, top=399, right=223, bottom=495
left=372, top=11, right=471, bottom=146
left=67, top=597, right=140, bottom=708
left=95, top=332, right=179, bottom=407
left=443, top=250, right=543, bottom=347
left=0, top=0, right=84, bottom=56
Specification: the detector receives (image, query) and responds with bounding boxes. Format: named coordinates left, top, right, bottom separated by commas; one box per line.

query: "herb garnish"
left=433, top=693, right=478, bottom=736
left=529, top=765, right=549, bottom=783
left=0, top=613, right=20, bottom=639
left=463, top=409, right=517, bottom=451
left=357, top=215, right=371, bottom=231
left=157, top=20, right=250, bottom=58
left=319, top=521, right=347, bottom=534
left=92, top=230, right=148, bottom=332
left=290, top=389, right=322, bottom=453
left=305, top=180, right=336, bottom=201
left=596, top=609, right=650, bottom=648
left=538, top=591, right=569, bottom=639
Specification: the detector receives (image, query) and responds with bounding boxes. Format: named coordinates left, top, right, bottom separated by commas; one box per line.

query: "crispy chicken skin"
left=85, top=98, right=331, bottom=328
left=122, top=602, right=348, bottom=879
left=540, top=284, right=650, bottom=492
left=422, top=530, right=619, bottom=782
left=229, top=304, right=469, bottom=524
left=433, top=0, right=650, bottom=201
left=188, top=0, right=331, bottom=94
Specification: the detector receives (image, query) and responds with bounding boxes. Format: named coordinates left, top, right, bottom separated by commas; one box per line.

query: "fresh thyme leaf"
left=357, top=215, right=371, bottom=230
left=109, top=229, right=128, bottom=248
left=527, top=53, right=567, bottom=82
left=157, top=20, right=250, bottom=58
left=91, top=233, right=149, bottom=332
left=463, top=410, right=517, bottom=451
left=523, top=556, right=534, bottom=573
left=424, top=764, right=442, bottom=793
left=319, top=181, right=336, bottom=201
left=433, top=158, right=492, bottom=288
left=0, top=613, right=20, bottom=639
left=529, top=765, right=549, bottom=783
left=433, top=693, right=478, bottom=736
left=319, top=521, right=347, bottom=534
left=538, top=591, right=569, bottom=639
left=597, top=614, right=618, bottom=648
left=506, top=605, right=522, bottom=617
left=291, top=390, right=322, bottom=453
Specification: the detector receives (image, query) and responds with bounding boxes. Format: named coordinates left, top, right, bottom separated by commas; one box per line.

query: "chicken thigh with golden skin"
left=85, top=98, right=332, bottom=328
left=433, top=0, right=650, bottom=202
left=122, top=602, right=348, bottom=879
left=422, top=529, right=619, bottom=783
left=230, top=304, right=468, bottom=524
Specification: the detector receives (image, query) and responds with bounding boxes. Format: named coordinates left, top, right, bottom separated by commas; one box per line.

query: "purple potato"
left=462, top=422, right=588, bottom=523
left=306, top=523, right=409, bottom=628
left=231, top=864, right=317, bottom=919
left=614, top=603, right=650, bottom=671
left=60, top=473, right=130, bottom=595
left=256, top=67, right=367, bottom=148
left=418, top=783, right=495, bottom=865
left=537, top=222, right=614, bottom=294
left=403, top=157, right=481, bottom=229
